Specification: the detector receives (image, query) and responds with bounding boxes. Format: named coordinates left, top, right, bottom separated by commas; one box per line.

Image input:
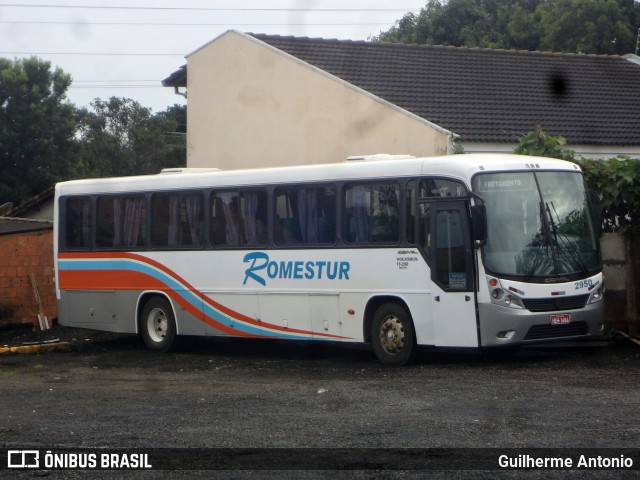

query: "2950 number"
left=574, top=279, right=593, bottom=290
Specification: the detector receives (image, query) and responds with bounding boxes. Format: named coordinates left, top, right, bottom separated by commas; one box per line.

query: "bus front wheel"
left=371, top=303, right=416, bottom=366
left=140, top=297, right=177, bottom=352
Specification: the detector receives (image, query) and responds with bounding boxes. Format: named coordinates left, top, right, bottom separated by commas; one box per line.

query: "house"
left=163, top=30, right=640, bottom=169
left=1, top=186, right=54, bottom=222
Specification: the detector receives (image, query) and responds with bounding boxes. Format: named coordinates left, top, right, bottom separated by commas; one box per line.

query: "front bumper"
left=478, top=300, right=604, bottom=347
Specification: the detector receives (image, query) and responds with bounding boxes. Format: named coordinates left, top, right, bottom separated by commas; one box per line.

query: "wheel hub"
left=379, top=315, right=405, bottom=354
left=148, top=308, right=168, bottom=343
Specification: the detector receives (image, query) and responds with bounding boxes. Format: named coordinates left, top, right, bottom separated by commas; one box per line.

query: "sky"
left=0, top=1, right=424, bottom=113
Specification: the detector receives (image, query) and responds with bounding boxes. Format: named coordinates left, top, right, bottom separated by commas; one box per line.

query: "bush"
left=577, top=156, right=640, bottom=234
left=513, top=127, right=640, bottom=234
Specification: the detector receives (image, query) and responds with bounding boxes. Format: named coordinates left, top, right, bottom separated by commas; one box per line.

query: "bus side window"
left=211, top=192, right=241, bottom=246
left=345, top=183, right=399, bottom=244
left=151, top=192, right=204, bottom=248
left=275, top=189, right=302, bottom=244
left=240, top=191, right=267, bottom=246
left=406, top=180, right=417, bottom=244
left=96, top=196, right=147, bottom=249
left=274, top=185, right=336, bottom=246
left=210, top=195, right=228, bottom=246
left=420, top=178, right=467, bottom=198
left=211, top=191, right=267, bottom=247
left=65, top=196, right=92, bottom=250
left=418, top=203, right=431, bottom=259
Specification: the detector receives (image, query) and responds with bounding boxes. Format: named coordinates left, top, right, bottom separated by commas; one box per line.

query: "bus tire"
left=140, top=297, right=177, bottom=352
left=370, top=302, right=416, bottom=366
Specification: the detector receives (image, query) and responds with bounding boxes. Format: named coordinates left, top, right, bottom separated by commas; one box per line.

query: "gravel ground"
left=1, top=325, right=639, bottom=479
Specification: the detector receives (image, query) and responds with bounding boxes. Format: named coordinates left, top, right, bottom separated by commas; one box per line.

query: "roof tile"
left=251, top=33, right=640, bottom=146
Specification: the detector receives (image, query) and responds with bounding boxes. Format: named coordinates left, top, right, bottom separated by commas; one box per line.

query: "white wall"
left=185, top=31, right=452, bottom=170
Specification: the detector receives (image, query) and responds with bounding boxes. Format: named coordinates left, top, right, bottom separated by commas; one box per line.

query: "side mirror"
left=471, top=204, right=487, bottom=244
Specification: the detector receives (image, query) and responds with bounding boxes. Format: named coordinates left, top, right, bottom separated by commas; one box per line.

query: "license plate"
left=550, top=314, right=571, bottom=325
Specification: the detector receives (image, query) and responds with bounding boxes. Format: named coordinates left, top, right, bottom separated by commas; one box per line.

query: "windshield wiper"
left=539, top=201, right=553, bottom=247
left=539, top=201, right=562, bottom=274
left=546, top=202, right=589, bottom=277
left=520, top=203, right=554, bottom=281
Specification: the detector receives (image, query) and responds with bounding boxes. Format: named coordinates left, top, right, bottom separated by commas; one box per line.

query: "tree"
left=0, top=57, right=80, bottom=206
left=374, top=0, right=640, bottom=55
left=538, top=0, right=637, bottom=54
left=375, top=0, right=539, bottom=46
left=76, top=98, right=185, bottom=178
left=153, top=103, right=187, bottom=169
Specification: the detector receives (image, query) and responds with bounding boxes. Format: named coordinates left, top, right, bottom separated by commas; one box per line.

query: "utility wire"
left=0, top=4, right=421, bottom=12
left=0, top=20, right=395, bottom=26
left=0, top=51, right=185, bottom=56
left=69, top=81, right=162, bottom=90
left=74, top=80, right=161, bottom=82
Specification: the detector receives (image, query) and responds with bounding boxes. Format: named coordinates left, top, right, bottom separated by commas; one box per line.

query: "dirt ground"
left=1, top=325, right=640, bottom=479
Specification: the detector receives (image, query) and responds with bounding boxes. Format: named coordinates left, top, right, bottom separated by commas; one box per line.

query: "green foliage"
left=374, top=0, right=640, bottom=54
left=76, top=98, right=185, bottom=178
left=0, top=57, right=80, bottom=205
left=513, top=125, right=576, bottom=160
left=577, top=156, right=640, bottom=234
left=0, top=56, right=187, bottom=207
left=513, top=126, right=640, bottom=235
left=538, top=0, right=637, bottom=54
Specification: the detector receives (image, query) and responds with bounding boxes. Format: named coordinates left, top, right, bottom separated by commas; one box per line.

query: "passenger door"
left=419, top=201, right=478, bottom=347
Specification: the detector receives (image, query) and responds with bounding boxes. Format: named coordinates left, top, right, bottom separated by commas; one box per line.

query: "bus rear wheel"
left=371, top=303, right=416, bottom=366
left=140, top=297, right=177, bottom=352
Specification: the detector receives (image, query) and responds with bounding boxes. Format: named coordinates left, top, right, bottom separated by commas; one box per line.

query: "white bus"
left=54, top=154, right=604, bottom=365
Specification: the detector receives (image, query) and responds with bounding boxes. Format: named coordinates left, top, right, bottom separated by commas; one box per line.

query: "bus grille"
left=524, top=321, right=589, bottom=341
left=521, top=294, right=590, bottom=313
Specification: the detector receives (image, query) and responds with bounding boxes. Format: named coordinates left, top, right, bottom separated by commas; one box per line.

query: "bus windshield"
left=473, top=171, right=601, bottom=280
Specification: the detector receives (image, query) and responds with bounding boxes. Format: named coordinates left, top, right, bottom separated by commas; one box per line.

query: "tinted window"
left=344, top=183, right=399, bottom=243
left=408, top=178, right=467, bottom=244
left=433, top=207, right=469, bottom=290
left=210, top=191, right=267, bottom=247
left=65, top=196, right=92, bottom=249
left=418, top=178, right=467, bottom=199
left=151, top=192, right=204, bottom=248
left=274, top=185, right=336, bottom=245
left=96, top=196, right=147, bottom=249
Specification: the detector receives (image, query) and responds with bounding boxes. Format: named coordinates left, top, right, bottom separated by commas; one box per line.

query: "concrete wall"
left=601, top=232, right=639, bottom=335
left=0, top=229, right=56, bottom=329
left=186, top=31, right=451, bottom=170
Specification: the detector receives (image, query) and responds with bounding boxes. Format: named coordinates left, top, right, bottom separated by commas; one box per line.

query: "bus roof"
left=56, top=154, right=582, bottom=196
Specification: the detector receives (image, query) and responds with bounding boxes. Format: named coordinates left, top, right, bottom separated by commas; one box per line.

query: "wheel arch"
left=363, top=295, right=413, bottom=344
left=136, top=291, right=178, bottom=335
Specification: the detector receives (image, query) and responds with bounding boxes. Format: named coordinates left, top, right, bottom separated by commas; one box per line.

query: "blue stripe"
left=59, top=258, right=311, bottom=340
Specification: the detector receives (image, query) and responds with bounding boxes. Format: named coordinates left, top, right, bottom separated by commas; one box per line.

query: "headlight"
left=490, top=288, right=524, bottom=309
left=588, top=281, right=605, bottom=304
